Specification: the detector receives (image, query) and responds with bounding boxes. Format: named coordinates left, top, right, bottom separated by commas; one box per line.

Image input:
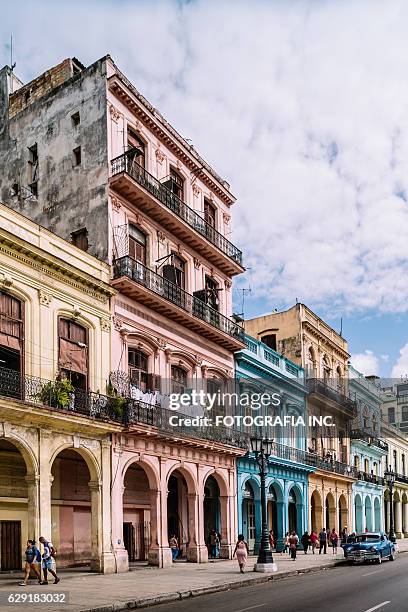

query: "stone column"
left=158, top=458, right=173, bottom=566
left=187, top=493, right=204, bottom=562
left=148, top=488, right=171, bottom=567
left=111, top=447, right=128, bottom=573
left=88, top=480, right=103, bottom=572
left=385, top=499, right=390, bottom=534
left=404, top=502, right=408, bottom=537
left=219, top=495, right=233, bottom=558
left=25, top=474, right=40, bottom=542
left=395, top=500, right=403, bottom=538
left=38, top=430, right=52, bottom=540
left=99, top=440, right=115, bottom=573
left=195, top=466, right=209, bottom=562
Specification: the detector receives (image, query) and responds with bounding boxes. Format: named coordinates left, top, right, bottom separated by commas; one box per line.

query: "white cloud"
left=391, top=343, right=408, bottom=378
left=2, top=1, right=408, bottom=317
left=351, top=350, right=379, bottom=377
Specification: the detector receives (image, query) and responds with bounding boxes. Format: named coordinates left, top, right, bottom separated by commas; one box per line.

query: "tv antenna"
left=10, top=35, right=16, bottom=71
left=235, top=268, right=252, bottom=319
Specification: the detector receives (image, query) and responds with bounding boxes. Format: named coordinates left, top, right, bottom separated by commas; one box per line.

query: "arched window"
left=354, top=455, right=360, bottom=470
left=171, top=365, right=187, bottom=395
left=364, top=458, right=369, bottom=474
left=0, top=291, right=23, bottom=375
left=204, top=198, right=216, bottom=229
left=58, top=317, right=88, bottom=389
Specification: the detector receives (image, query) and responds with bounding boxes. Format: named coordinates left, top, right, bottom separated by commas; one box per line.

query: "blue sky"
left=2, top=0, right=408, bottom=377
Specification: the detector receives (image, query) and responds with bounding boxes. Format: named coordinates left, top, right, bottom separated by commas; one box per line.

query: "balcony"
left=243, top=335, right=304, bottom=381
left=307, top=378, right=357, bottom=418
left=110, top=151, right=244, bottom=275
left=0, top=366, right=248, bottom=450
left=249, top=441, right=357, bottom=477
left=356, top=471, right=384, bottom=486
left=350, top=429, right=389, bottom=452
left=0, top=366, right=125, bottom=425
left=112, top=256, right=245, bottom=350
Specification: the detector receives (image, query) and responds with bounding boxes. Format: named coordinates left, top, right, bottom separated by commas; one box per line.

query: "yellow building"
left=245, top=304, right=357, bottom=534
left=0, top=203, right=118, bottom=573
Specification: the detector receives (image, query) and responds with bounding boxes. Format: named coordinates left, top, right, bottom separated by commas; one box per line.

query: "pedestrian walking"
left=310, top=530, right=318, bottom=554
left=19, top=540, right=42, bottom=586
left=169, top=534, right=179, bottom=561
left=38, top=536, right=59, bottom=585
left=329, top=528, right=339, bottom=553
left=301, top=531, right=309, bottom=555
left=269, top=529, right=275, bottom=550
left=289, top=531, right=299, bottom=560
left=233, top=534, right=249, bottom=574
left=282, top=531, right=290, bottom=554
left=341, top=526, right=348, bottom=543
left=319, top=528, right=327, bottom=554
left=208, top=530, right=220, bottom=560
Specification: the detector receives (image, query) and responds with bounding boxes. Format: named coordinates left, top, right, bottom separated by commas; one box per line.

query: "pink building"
left=0, top=55, right=246, bottom=571
left=106, top=60, right=246, bottom=570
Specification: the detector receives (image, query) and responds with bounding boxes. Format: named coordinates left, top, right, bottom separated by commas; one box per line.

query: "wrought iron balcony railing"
left=356, top=471, right=384, bottom=486
left=349, top=429, right=389, bottom=452
left=395, top=472, right=408, bottom=485
left=248, top=440, right=358, bottom=477
left=110, top=150, right=243, bottom=266
left=113, top=256, right=245, bottom=342
left=306, top=378, right=357, bottom=417
left=0, top=367, right=248, bottom=449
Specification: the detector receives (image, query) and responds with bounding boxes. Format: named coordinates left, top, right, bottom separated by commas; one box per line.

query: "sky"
left=2, top=0, right=408, bottom=378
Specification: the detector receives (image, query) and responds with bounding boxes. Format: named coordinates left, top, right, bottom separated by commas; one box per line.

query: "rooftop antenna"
left=236, top=268, right=252, bottom=319
left=10, top=35, right=16, bottom=71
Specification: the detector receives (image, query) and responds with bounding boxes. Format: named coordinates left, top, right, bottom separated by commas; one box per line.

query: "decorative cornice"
left=0, top=238, right=115, bottom=303
left=107, top=74, right=235, bottom=206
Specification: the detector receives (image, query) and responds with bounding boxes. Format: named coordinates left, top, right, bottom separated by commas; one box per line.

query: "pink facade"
left=106, top=58, right=246, bottom=570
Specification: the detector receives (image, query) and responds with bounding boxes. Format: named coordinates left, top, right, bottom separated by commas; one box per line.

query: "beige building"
left=245, top=304, right=357, bottom=534
left=0, top=203, right=118, bottom=573
left=381, top=419, right=408, bottom=538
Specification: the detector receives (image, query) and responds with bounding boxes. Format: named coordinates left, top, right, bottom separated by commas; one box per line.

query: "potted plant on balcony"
left=37, top=377, right=75, bottom=409
left=106, top=381, right=127, bottom=421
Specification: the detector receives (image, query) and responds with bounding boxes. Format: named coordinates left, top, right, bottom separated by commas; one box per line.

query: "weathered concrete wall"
left=0, top=58, right=109, bottom=262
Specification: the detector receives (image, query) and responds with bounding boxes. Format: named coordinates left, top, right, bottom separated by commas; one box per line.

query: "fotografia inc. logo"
left=166, top=390, right=336, bottom=429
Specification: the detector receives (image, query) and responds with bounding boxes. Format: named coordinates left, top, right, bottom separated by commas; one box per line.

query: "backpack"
left=35, top=547, right=42, bottom=563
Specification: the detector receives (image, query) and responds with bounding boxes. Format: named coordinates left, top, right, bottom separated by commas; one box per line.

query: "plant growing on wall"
left=37, top=377, right=75, bottom=409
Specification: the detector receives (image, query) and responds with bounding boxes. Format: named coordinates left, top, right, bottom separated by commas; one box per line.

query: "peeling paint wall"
left=0, top=59, right=109, bottom=262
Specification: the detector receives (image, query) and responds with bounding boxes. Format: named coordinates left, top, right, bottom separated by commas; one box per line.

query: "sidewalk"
left=2, top=540, right=408, bottom=612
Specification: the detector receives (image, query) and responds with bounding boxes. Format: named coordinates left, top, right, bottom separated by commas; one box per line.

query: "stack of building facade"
left=0, top=55, right=407, bottom=573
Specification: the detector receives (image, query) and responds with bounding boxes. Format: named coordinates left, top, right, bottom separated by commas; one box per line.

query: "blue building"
left=235, top=335, right=315, bottom=551
left=349, top=366, right=387, bottom=533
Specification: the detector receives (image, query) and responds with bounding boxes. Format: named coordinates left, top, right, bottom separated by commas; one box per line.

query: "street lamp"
left=250, top=437, right=278, bottom=573
left=384, top=466, right=396, bottom=543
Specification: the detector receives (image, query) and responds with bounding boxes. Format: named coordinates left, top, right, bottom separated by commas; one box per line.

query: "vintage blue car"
left=341, top=532, right=397, bottom=564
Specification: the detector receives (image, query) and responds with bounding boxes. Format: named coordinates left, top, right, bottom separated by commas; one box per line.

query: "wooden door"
left=1, top=521, right=21, bottom=570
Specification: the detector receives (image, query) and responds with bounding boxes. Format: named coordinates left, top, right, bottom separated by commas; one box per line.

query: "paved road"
left=138, top=553, right=408, bottom=612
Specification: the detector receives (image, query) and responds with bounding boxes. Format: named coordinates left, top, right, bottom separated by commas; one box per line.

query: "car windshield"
left=353, top=535, right=381, bottom=543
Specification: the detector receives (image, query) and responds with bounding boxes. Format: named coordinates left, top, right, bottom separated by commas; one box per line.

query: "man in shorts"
left=39, top=536, right=60, bottom=585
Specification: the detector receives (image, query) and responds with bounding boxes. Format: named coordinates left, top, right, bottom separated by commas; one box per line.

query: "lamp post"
left=385, top=466, right=396, bottom=543
left=250, top=437, right=278, bottom=573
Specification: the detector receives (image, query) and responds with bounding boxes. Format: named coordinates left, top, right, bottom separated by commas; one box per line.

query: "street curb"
left=79, top=550, right=408, bottom=612
left=79, top=559, right=350, bottom=612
